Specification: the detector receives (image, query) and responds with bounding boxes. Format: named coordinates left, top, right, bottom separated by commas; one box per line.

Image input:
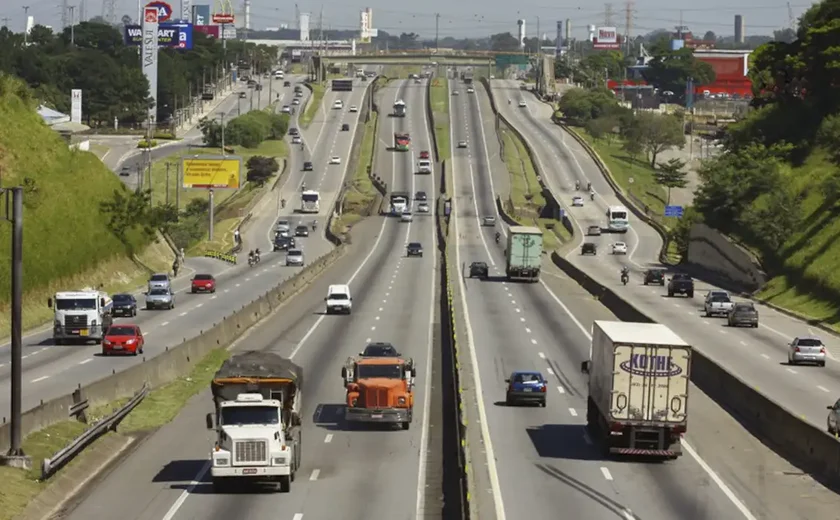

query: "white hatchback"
left=349, top=105, right=358, bottom=112
left=329, top=156, right=341, bottom=164
left=572, top=196, right=584, bottom=207
left=612, top=242, right=628, bottom=255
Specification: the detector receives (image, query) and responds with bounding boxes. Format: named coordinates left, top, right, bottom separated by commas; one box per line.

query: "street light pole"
left=209, top=112, right=226, bottom=242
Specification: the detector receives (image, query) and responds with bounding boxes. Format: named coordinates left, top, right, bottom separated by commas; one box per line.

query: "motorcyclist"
left=587, top=181, right=592, bottom=191
left=281, top=198, right=286, bottom=208
left=575, top=180, right=580, bottom=191
left=301, top=182, right=306, bottom=191
left=172, top=259, right=179, bottom=277
left=255, top=248, right=261, bottom=263
left=248, top=250, right=255, bottom=266
left=312, top=219, right=318, bottom=230
left=590, top=189, right=595, bottom=201
left=300, top=143, right=304, bottom=151
left=620, top=266, right=630, bottom=284
left=495, top=231, right=501, bottom=243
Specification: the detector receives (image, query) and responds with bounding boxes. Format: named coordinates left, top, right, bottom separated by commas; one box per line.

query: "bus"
left=606, top=205, right=630, bottom=233
left=394, top=133, right=410, bottom=151
left=393, top=100, right=406, bottom=117
left=300, top=190, right=320, bottom=213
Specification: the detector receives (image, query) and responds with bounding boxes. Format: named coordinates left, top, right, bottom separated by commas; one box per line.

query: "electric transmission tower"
left=624, top=0, right=634, bottom=54
left=60, top=0, right=68, bottom=28
left=604, top=3, right=614, bottom=26
left=101, top=0, right=116, bottom=24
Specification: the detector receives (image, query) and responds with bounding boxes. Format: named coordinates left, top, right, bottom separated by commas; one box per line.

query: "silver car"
left=482, top=216, right=496, bottom=227
left=788, top=336, right=826, bottom=367
left=286, top=249, right=304, bottom=266
left=826, top=398, right=840, bottom=435
left=276, top=219, right=291, bottom=233
left=145, top=288, right=175, bottom=310
left=147, top=273, right=171, bottom=291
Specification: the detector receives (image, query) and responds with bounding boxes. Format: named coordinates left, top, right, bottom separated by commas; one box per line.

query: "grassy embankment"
left=498, top=126, right=569, bottom=250
left=749, top=151, right=840, bottom=329
left=0, top=79, right=173, bottom=341
left=300, top=83, right=325, bottom=128
left=429, top=78, right=451, bottom=161
left=381, top=65, right=422, bottom=79
left=150, top=139, right=289, bottom=255
left=572, top=127, right=681, bottom=262
left=0, top=347, right=231, bottom=520
left=333, top=110, right=380, bottom=234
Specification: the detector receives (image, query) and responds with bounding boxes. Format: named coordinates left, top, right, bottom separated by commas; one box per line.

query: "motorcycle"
left=620, top=270, right=629, bottom=285
left=312, top=220, right=318, bottom=231
left=248, top=255, right=256, bottom=267
left=495, top=233, right=501, bottom=244
left=575, top=182, right=580, bottom=191
left=590, top=192, right=595, bottom=201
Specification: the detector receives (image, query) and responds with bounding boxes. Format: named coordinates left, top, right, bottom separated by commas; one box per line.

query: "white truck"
left=704, top=290, right=734, bottom=317
left=581, top=321, right=691, bottom=459
left=390, top=192, right=409, bottom=215
left=206, top=352, right=303, bottom=492
left=47, top=288, right=113, bottom=344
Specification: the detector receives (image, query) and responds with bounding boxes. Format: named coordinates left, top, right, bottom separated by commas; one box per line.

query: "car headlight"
left=351, top=397, right=358, bottom=406
left=91, top=320, right=97, bottom=326
left=398, top=396, right=406, bottom=405
left=273, top=457, right=286, bottom=465
left=215, top=458, right=229, bottom=465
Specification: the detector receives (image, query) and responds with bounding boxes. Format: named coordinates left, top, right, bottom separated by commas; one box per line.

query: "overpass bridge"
left=312, top=52, right=532, bottom=81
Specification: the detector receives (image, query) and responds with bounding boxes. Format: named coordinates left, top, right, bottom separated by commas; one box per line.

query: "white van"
left=417, top=159, right=432, bottom=174
left=325, top=284, right=352, bottom=314
left=274, top=70, right=284, bottom=79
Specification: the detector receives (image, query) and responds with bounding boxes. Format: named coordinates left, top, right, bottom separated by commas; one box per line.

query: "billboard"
left=182, top=155, right=242, bottom=189
left=593, top=26, right=620, bottom=49
left=125, top=22, right=193, bottom=48
left=194, top=24, right=219, bottom=37
left=70, top=89, right=82, bottom=124
left=142, top=8, right=159, bottom=122
left=360, top=9, right=371, bottom=43
left=145, top=1, right=174, bottom=22
left=193, top=4, right=210, bottom=25
left=332, top=79, right=353, bottom=91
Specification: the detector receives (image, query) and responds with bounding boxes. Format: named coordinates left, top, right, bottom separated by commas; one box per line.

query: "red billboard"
left=194, top=24, right=220, bottom=38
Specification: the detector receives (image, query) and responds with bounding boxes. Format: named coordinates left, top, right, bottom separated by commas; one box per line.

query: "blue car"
left=505, top=371, right=547, bottom=407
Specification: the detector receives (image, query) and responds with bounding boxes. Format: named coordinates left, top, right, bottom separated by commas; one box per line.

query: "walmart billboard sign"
left=124, top=22, right=193, bottom=49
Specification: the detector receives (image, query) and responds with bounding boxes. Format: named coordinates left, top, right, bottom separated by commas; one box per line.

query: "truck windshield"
left=302, top=193, right=319, bottom=203
left=56, top=298, right=96, bottom=310
left=357, top=364, right=402, bottom=379
left=221, top=405, right=280, bottom=425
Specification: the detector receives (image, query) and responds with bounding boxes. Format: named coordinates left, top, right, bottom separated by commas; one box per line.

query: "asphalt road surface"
left=61, top=77, right=440, bottom=520
left=0, top=76, right=373, bottom=420
left=492, top=78, right=840, bottom=434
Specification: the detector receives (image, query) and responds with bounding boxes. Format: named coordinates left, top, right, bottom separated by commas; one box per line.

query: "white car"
left=518, top=100, right=527, bottom=108
left=482, top=216, right=496, bottom=227
left=286, top=249, right=304, bottom=266
left=417, top=202, right=430, bottom=213
left=458, top=141, right=468, bottom=148
left=452, top=90, right=459, bottom=96
left=292, top=98, right=300, bottom=105
left=333, top=100, right=343, bottom=109
left=349, top=105, right=358, bottom=112
left=329, top=156, right=341, bottom=164
left=281, top=105, right=291, bottom=113
left=401, top=211, right=413, bottom=222
left=292, top=136, right=302, bottom=144
left=467, top=87, right=475, bottom=93
left=612, top=242, right=628, bottom=255
left=572, top=196, right=584, bottom=207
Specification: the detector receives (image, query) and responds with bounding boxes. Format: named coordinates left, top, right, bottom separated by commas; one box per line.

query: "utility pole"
left=0, top=18, right=10, bottom=27
left=22, top=6, right=30, bottom=43
left=165, top=163, right=171, bottom=204
left=69, top=6, right=76, bottom=46
left=625, top=1, right=634, bottom=56
left=604, top=3, right=614, bottom=26
left=435, top=13, right=440, bottom=52
left=175, top=162, right=181, bottom=214
left=0, top=187, right=31, bottom=471
left=61, top=0, right=68, bottom=28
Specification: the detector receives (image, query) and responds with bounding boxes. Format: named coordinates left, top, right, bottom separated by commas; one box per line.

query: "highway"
left=451, top=79, right=757, bottom=519
left=491, top=77, right=840, bottom=432
left=61, top=77, right=440, bottom=520
left=0, top=76, right=372, bottom=420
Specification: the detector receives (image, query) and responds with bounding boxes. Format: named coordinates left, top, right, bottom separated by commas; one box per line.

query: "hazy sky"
left=1, top=0, right=812, bottom=40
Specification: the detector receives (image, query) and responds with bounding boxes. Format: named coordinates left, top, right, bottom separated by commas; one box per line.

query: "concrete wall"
left=686, top=222, right=767, bottom=292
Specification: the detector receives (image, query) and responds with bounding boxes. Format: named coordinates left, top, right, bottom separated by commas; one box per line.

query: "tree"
left=654, top=158, right=689, bottom=205
left=773, top=28, right=796, bottom=43
left=702, top=31, right=716, bottom=42
left=490, top=32, right=520, bottom=52
left=585, top=117, right=617, bottom=142
left=557, top=88, right=626, bottom=125
left=198, top=117, right=223, bottom=147
left=622, top=138, right=644, bottom=162
left=622, top=112, right=684, bottom=167
left=183, top=198, right=209, bottom=218
left=99, top=188, right=154, bottom=247
left=642, top=47, right=716, bottom=98
left=817, top=114, right=840, bottom=165
left=246, top=156, right=279, bottom=187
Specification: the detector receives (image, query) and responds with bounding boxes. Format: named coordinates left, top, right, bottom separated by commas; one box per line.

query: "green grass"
left=0, top=77, right=175, bottom=339
left=0, top=348, right=230, bottom=520
left=333, top=111, right=380, bottom=234
left=752, top=151, right=840, bottom=331
left=499, top=126, right=570, bottom=252
left=429, top=77, right=450, bottom=161
left=300, top=83, right=325, bottom=128
left=88, top=143, right=109, bottom=159
left=148, top=140, right=288, bottom=214
left=381, top=65, right=422, bottom=79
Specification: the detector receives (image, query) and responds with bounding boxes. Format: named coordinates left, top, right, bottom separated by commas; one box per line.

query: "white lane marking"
left=672, top=303, right=680, bottom=308
left=761, top=354, right=770, bottom=360
left=719, top=330, right=726, bottom=334
left=538, top=271, right=760, bottom=520
left=309, top=469, right=320, bottom=481
left=786, top=368, right=797, bottom=374
left=515, top=308, right=521, bottom=313
left=451, top=92, right=507, bottom=519
left=530, top=338, right=537, bottom=345
left=568, top=408, right=578, bottom=417
left=600, top=467, right=613, bottom=481
left=163, top=87, right=384, bottom=520
left=235, top=283, right=241, bottom=287
left=0, top=363, right=5, bottom=369
left=546, top=367, right=555, bottom=376
left=224, top=289, right=230, bottom=293
left=30, top=375, right=49, bottom=383
left=511, top=300, right=516, bottom=305
left=520, top=317, right=525, bottom=322
left=161, top=321, right=170, bottom=326
left=375, top=316, right=380, bottom=321
left=293, top=515, right=304, bottom=520
left=178, top=312, right=188, bottom=317
left=379, top=307, right=383, bottom=312
left=623, top=509, right=637, bottom=520
left=818, top=385, right=830, bottom=393
left=78, top=359, right=92, bottom=365
left=371, top=326, right=376, bottom=331
left=557, top=385, right=565, bottom=394
left=538, top=352, right=546, bottom=359
left=195, top=303, right=204, bottom=308
left=324, top=434, right=333, bottom=443
left=245, top=278, right=251, bottom=282
left=739, top=341, right=746, bottom=346
left=211, top=295, right=217, bottom=300
left=702, top=320, right=710, bottom=325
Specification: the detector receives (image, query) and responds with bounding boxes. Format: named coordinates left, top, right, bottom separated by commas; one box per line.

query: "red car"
left=419, top=150, right=430, bottom=159
left=191, top=273, right=216, bottom=293
left=102, top=325, right=144, bottom=356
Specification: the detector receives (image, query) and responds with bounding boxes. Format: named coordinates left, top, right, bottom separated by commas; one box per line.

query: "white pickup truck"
left=704, top=290, right=734, bottom=317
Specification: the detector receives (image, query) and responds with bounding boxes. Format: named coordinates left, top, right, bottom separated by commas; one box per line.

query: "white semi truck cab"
left=48, top=288, right=113, bottom=344
left=206, top=352, right=303, bottom=493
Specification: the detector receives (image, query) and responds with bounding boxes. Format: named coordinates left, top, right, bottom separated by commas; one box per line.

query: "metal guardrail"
left=41, top=383, right=149, bottom=480
left=204, top=250, right=237, bottom=264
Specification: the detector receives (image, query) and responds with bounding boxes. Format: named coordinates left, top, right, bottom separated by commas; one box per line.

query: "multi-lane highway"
left=447, top=78, right=765, bottom=519
left=0, top=76, right=371, bottom=420
left=61, top=77, right=441, bottom=520
left=491, top=78, right=840, bottom=431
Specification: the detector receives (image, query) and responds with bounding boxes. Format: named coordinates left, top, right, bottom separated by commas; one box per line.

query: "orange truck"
left=341, top=352, right=416, bottom=430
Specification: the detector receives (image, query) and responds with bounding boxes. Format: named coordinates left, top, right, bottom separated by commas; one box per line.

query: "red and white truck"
left=581, top=320, right=691, bottom=459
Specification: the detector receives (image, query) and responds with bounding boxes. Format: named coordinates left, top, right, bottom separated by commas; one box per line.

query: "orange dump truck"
left=341, top=354, right=416, bottom=430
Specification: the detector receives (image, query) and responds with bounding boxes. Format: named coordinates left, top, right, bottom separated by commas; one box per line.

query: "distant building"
left=734, top=15, right=745, bottom=44
left=669, top=29, right=715, bottom=50
left=692, top=49, right=752, bottom=96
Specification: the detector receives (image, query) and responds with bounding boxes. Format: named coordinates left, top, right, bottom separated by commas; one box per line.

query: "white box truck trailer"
left=581, top=320, right=691, bottom=459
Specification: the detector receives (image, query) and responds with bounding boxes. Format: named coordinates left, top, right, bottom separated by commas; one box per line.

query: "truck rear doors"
left=610, top=344, right=690, bottom=425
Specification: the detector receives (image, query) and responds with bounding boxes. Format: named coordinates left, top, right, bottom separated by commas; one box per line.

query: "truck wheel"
left=667, top=291, right=673, bottom=297
left=401, top=421, right=410, bottom=430
left=278, top=475, right=291, bottom=493
left=212, top=478, right=228, bottom=493
left=55, top=338, right=63, bottom=345
left=688, top=291, right=694, bottom=298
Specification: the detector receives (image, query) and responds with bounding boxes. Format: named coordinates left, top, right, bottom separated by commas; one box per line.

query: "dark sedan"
left=505, top=371, right=547, bottom=406
left=469, top=262, right=489, bottom=279
left=581, top=242, right=597, bottom=255
left=643, top=269, right=666, bottom=286
left=273, top=235, right=294, bottom=251
left=407, top=242, right=423, bottom=257
left=295, top=225, right=310, bottom=237
left=111, top=293, right=137, bottom=317
left=360, top=342, right=401, bottom=357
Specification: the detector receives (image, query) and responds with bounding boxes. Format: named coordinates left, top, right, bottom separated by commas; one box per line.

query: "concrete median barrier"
left=0, top=244, right=347, bottom=453
left=549, top=250, right=840, bottom=492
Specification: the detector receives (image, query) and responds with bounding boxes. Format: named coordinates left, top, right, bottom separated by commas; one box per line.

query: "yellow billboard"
left=181, top=155, right=242, bottom=189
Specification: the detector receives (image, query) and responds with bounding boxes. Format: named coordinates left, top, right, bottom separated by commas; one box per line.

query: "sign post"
left=593, top=26, right=620, bottom=50
left=70, top=89, right=82, bottom=124
left=142, top=7, right=159, bottom=123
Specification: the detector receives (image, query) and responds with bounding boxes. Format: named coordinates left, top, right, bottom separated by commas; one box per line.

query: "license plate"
left=523, top=388, right=532, bottom=392
left=113, top=345, right=123, bottom=350
left=371, top=414, right=383, bottom=419
left=79, top=329, right=89, bottom=336
left=242, top=468, right=257, bottom=475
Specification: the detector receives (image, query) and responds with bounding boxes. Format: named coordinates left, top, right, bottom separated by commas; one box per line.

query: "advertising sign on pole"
left=70, top=89, right=82, bottom=124
left=125, top=23, right=193, bottom=48
left=194, top=24, right=219, bottom=38
left=593, top=26, right=621, bottom=50
left=181, top=155, right=242, bottom=189
left=180, top=0, right=191, bottom=21
left=145, top=1, right=173, bottom=22
left=142, top=7, right=159, bottom=122
left=212, top=13, right=234, bottom=23
left=193, top=4, right=210, bottom=24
